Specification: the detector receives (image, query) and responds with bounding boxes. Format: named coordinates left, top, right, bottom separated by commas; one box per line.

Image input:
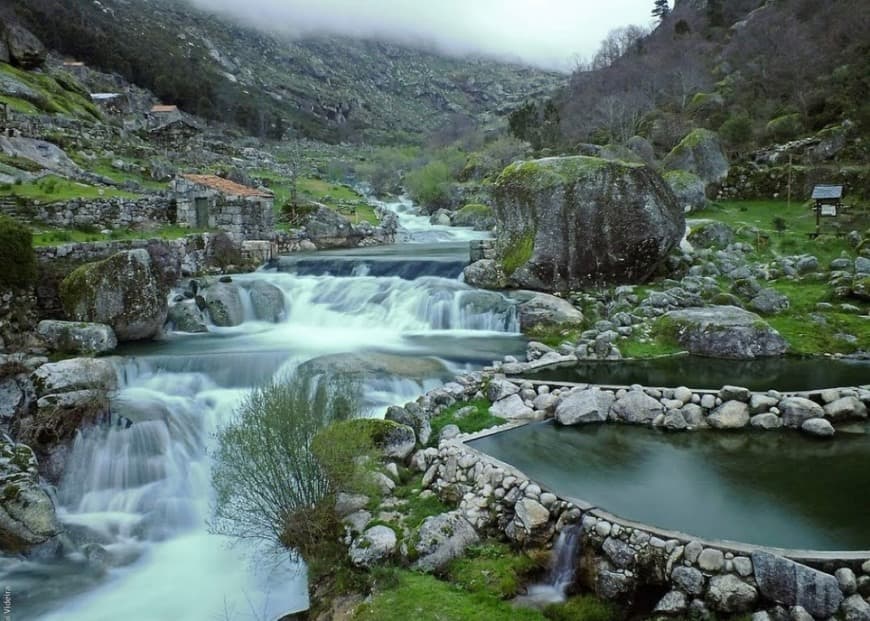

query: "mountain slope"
left=8, top=0, right=562, bottom=142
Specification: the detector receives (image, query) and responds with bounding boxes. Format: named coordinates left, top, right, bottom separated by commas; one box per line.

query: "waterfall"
left=547, top=525, right=582, bottom=596
left=8, top=197, right=526, bottom=620
left=517, top=525, right=582, bottom=607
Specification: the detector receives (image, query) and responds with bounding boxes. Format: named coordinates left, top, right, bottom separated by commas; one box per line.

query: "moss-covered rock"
left=0, top=437, right=59, bottom=553
left=451, top=203, right=494, bottom=230
left=660, top=306, right=788, bottom=359
left=662, top=128, right=729, bottom=187
left=490, top=156, right=684, bottom=291
left=59, top=249, right=168, bottom=341
left=663, top=170, right=708, bottom=213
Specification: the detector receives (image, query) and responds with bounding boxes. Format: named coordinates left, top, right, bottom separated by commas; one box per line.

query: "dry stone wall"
left=401, top=369, right=870, bottom=620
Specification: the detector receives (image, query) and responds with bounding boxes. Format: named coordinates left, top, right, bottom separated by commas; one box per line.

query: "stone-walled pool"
left=470, top=421, right=870, bottom=550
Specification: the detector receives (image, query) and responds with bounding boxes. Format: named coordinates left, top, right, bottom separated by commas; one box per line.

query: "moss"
left=497, top=157, right=640, bottom=193
left=502, top=231, right=535, bottom=275
left=677, top=128, right=718, bottom=149
left=0, top=215, right=36, bottom=289
left=663, top=169, right=702, bottom=189
left=455, top=203, right=491, bottom=218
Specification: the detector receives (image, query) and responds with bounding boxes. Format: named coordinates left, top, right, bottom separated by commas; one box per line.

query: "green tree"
left=652, top=0, right=671, bottom=20
left=210, top=371, right=370, bottom=560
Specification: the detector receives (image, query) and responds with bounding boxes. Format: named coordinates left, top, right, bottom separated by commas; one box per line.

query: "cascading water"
left=7, top=197, right=525, bottom=620
left=517, top=525, right=582, bottom=607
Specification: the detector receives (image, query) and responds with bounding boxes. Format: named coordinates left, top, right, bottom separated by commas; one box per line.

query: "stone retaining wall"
left=0, top=196, right=173, bottom=230
left=402, top=372, right=870, bottom=620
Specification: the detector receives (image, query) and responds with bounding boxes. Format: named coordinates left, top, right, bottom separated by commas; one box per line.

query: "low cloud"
left=190, top=0, right=657, bottom=71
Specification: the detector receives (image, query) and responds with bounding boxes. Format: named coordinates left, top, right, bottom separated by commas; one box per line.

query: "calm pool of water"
left=471, top=422, right=870, bottom=550
left=520, top=356, right=870, bottom=392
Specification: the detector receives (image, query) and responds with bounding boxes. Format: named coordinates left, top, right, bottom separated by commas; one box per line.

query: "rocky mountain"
left=6, top=0, right=563, bottom=142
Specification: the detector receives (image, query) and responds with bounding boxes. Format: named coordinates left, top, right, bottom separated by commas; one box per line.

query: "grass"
left=445, top=541, right=546, bottom=599
left=542, top=595, right=618, bottom=621
left=765, top=280, right=867, bottom=355
left=526, top=323, right=585, bottom=348
left=32, top=225, right=213, bottom=246
left=255, top=171, right=380, bottom=227
left=2, top=175, right=139, bottom=203
left=0, top=62, right=100, bottom=121
left=429, top=399, right=505, bottom=444
left=88, top=160, right=168, bottom=192
left=388, top=471, right=453, bottom=530
left=354, top=570, right=548, bottom=621
left=619, top=334, right=684, bottom=358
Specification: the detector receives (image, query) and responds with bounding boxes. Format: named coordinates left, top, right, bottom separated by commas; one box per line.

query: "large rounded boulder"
left=662, top=128, right=729, bottom=188
left=477, top=156, right=684, bottom=291
left=59, top=249, right=169, bottom=341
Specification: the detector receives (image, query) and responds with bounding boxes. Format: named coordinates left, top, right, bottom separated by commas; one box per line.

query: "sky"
left=191, top=0, right=664, bottom=72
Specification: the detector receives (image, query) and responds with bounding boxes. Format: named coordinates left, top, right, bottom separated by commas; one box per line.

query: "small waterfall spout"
left=547, top=525, right=581, bottom=596
left=516, top=524, right=582, bottom=607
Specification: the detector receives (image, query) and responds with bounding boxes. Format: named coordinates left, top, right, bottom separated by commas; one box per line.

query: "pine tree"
left=652, top=0, right=671, bottom=20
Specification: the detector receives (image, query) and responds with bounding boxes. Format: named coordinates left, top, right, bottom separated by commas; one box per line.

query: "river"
left=5, top=198, right=524, bottom=620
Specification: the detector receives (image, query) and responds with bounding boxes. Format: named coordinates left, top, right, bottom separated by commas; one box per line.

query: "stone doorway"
left=194, top=197, right=209, bottom=228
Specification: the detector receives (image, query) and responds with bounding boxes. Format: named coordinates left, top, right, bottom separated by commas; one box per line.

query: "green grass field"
left=1, top=175, right=140, bottom=203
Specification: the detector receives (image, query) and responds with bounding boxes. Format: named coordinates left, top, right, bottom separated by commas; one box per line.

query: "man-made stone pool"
left=470, top=422, right=870, bottom=550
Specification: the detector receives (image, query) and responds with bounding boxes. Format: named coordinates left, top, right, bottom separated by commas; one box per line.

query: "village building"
left=171, top=174, right=275, bottom=240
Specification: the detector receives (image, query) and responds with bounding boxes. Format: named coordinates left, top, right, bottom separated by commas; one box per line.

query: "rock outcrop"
left=508, top=290, right=584, bottom=331
left=480, top=156, right=684, bottom=291
left=59, top=249, right=169, bottom=341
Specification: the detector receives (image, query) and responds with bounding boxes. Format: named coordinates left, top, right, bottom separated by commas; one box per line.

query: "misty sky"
left=192, top=0, right=664, bottom=71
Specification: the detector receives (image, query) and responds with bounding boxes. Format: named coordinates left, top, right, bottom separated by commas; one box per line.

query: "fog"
left=190, top=0, right=662, bottom=71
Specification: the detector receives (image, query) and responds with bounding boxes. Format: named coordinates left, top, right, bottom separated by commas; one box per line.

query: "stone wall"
left=399, top=371, right=869, bottom=619
left=0, top=196, right=173, bottom=230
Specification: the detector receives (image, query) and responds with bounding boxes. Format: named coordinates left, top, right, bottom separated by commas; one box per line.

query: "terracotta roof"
left=150, top=104, right=179, bottom=113
left=181, top=174, right=273, bottom=198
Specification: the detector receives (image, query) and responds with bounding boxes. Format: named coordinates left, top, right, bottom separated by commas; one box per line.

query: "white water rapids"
left=7, top=200, right=521, bottom=620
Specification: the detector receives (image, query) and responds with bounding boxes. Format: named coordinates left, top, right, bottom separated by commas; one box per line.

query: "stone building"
left=171, top=174, right=275, bottom=240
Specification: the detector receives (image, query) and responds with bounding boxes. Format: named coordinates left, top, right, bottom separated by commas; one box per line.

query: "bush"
left=766, top=113, right=804, bottom=142
left=405, top=161, right=453, bottom=210
left=0, top=215, right=36, bottom=289
left=719, top=114, right=753, bottom=151
left=210, top=371, right=372, bottom=562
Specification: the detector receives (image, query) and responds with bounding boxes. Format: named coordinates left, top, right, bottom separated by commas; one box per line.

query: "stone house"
left=171, top=174, right=275, bottom=240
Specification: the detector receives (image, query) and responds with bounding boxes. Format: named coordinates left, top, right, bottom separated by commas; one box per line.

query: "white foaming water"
left=376, top=195, right=491, bottom=243
left=516, top=525, right=582, bottom=607
left=22, top=199, right=522, bottom=620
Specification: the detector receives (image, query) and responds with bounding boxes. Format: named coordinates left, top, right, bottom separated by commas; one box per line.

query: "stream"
left=6, top=199, right=524, bottom=621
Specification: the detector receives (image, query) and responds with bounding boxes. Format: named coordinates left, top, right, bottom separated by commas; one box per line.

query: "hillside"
left=515, top=0, right=869, bottom=162
left=6, top=0, right=562, bottom=143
